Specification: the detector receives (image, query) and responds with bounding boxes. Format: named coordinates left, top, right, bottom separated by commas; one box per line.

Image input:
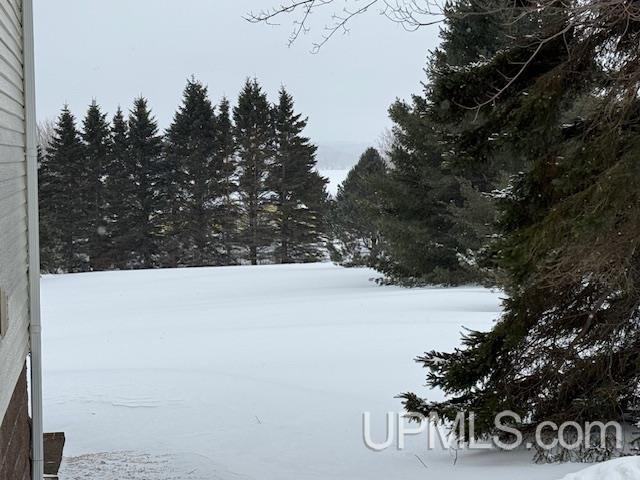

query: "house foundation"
left=0, top=366, right=31, bottom=480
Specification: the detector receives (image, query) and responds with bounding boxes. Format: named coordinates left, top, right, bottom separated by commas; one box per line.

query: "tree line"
left=39, top=78, right=330, bottom=272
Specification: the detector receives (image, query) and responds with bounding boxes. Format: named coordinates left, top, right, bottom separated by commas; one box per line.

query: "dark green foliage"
left=270, top=88, right=329, bottom=264
left=165, top=79, right=218, bottom=266
left=435, top=0, right=543, bottom=71
left=355, top=1, right=519, bottom=286
left=401, top=2, right=640, bottom=460
left=81, top=102, right=112, bottom=271
left=127, top=98, right=165, bottom=268
left=39, top=79, right=327, bottom=271
left=332, top=148, right=386, bottom=267
left=213, top=97, right=240, bottom=265
left=38, top=146, right=59, bottom=272
left=233, top=79, right=274, bottom=265
left=447, top=178, right=499, bottom=284
left=39, top=107, right=86, bottom=272
left=105, top=108, right=136, bottom=269
left=413, top=0, right=535, bottom=284
left=374, top=99, right=476, bottom=286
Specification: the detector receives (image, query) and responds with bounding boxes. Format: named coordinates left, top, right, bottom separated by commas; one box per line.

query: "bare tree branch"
left=246, top=0, right=445, bottom=52
left=249, top=0, right=640, bottom=116
left=37, top=118, right=55, bottom=152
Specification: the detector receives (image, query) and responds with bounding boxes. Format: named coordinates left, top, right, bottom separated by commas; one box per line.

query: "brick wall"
left=0, top=365, right=31, bottom=480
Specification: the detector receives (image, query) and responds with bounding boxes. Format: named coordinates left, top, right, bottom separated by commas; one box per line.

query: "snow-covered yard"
left=42, top=264, right=598, bottom=479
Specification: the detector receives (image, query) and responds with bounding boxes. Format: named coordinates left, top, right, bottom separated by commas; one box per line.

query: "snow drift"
left=558, top=457, right=640, bottom=480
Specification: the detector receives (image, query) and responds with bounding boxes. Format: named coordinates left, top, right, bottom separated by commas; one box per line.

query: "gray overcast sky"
left=34, top=0, right=440, bottom=146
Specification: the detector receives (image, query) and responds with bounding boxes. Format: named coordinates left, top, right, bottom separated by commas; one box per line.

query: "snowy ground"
left=42, top=263, right=592, bottom=479
left=557, top=457, right=640, bottom=480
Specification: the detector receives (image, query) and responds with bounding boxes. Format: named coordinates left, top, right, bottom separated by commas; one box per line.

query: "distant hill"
left=315, top=142, right=371, bottom=170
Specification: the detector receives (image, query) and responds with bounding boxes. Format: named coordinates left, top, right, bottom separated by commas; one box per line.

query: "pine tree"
left=269, top=88, right=328, bottom=264
left=233, top=79, right=274, bottom=265
left=165, top=79, right=218, bottom=266
left=372, top=0, right=530, bottom=286
left=436, top=0, right=511, bottom=68
left=127, top=97, right=164, bottom=268
left=447, top=178, right=498, bottom=283
left=38, top=146, right=60, bottom=272
left=213, top=97, right=240, bottom=265
left=401, top=3, right=640, bottom=460
left=427, top=0, right=534, bottom=186
left=39, top=107, right=86, bottom=272
left=373, top=100, right=473, bottom=286
left=363, top=2, right=515, bottom=286
left=81, top=101, right=112, bottom=270
left=332, top=148, right=386, bottom=267
left=105, top=107, right=137, bottom=268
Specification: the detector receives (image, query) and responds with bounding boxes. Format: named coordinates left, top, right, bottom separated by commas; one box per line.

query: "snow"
left=557, top=457, right=640, bottom=480
left=42, top=263, right=587, bottom=479
left=319, top=169, right=349, bottom=196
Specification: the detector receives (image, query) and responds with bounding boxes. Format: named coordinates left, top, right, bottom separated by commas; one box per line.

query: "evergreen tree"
left=374, top=100, right=474, bottom=286
left=127, top=97, right=164, bottom=268
left=165, top=79, right=218, bottom=266
left=269, top=88, right=328, bottom=264
left=233, top=79, right=274, bottom=265
left=105, top=107, right=136, bottom=268
left=213, top=97, right=240, bottom=265
left=427, top=0, right=534, bottom=186
left=332, top=148, right=386, bottom=267
left=401, top=3, right=640, bottom=460
left=81, top=101, right=112, bottom=270
left=447, top=178, right=498, bottom=283
left=38, top=146, right=60, bottom=272
left=363, top=2, right=515, bottom=286
left=436, top=0, right=511, bottom=68
left=39, top=107, right=86, bottom=272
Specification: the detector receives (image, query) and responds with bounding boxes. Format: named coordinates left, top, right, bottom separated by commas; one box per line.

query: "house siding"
left=0, top=0, right=31, bottom=469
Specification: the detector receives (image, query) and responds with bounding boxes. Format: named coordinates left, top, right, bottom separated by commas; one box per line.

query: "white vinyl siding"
left=0, top=0, right=29, bottom=423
